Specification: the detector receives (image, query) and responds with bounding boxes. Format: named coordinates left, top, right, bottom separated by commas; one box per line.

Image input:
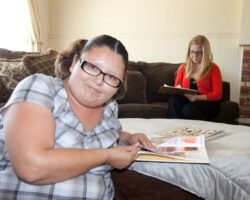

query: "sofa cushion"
left=118, top=71, right=147, bottom=104
left=0, top=48, right=39, bottom=60
left=0, top=77, right=5, bottom=103
left=212, top=100, right=239, bottom=123
left=0, top=60, right=32, bottom=102
left=118, top=102, right=168, bottom=118
left=22, top=49, right=58, bottom=76
left=137, top=62, right=181, bottom=103
left=127, top=61, right=141, bottom=71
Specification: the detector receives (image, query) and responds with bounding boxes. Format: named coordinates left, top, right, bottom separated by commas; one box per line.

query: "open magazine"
left=158, top=84, right=198, bottom=95
left=137, top=134, right=209, bottom=163
left=154, top=127, right=225, bottom=141
left=137, top=127, right=225, bottom=163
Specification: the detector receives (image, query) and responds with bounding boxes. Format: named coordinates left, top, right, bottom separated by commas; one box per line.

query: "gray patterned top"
left=0, top=74, right=121, bottom=200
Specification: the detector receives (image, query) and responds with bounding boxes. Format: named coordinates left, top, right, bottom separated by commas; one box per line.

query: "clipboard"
left=159, top=84, right=199, bottom=96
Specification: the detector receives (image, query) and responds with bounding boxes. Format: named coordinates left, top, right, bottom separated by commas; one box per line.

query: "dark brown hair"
left=55, top=39, right=88, bottom=79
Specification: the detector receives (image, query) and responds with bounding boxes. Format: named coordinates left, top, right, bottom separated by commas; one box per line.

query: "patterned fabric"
left=0, top=74, right=121, bottom=200
left=0, top=48, right=39, bottom=60
left=0, top=49, right=58, bottom=104
left=0, top=60, right=32, bottom=102
left=22, top=48, right=58, bottom=76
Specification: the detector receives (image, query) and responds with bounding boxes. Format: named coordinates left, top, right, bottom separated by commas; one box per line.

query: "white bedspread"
left=120, top=118, right=250, bottom=200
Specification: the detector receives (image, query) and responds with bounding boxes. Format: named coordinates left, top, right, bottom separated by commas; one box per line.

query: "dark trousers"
left=167, top=94, right=220, bottom=121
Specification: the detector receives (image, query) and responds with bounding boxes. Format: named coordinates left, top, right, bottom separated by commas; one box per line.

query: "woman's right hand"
left=176, top=80, right=182, bottom=88
left=106, top=143, right=140, bottom=169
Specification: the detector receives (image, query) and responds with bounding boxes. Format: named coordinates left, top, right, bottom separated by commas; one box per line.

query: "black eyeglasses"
left=190, top=50, right=203, bottom=56
left=79, top=58, right=123, bottom=88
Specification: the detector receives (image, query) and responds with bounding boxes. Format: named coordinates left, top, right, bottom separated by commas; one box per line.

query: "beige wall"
left=38, top=0, right=243, bottom=102
left=48, top=0, right=242, bottom=51
left=240, top=0, right=250, bottom=45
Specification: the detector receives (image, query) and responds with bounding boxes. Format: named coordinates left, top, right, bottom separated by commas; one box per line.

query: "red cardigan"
left=174, top=63, right=222, bottom=101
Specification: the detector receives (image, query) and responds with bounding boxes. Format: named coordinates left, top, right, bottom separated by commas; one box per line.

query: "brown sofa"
left=0, top=47, right=240, bottom=122
left=118, top=61, right=239, bottom=124
left=0, top=48, right=239, bottom=124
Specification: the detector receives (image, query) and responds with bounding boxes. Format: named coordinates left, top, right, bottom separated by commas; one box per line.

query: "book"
left=158, top=84, right=199, bottom=95
left=154, top=127, right=225, bottom=141
left=137, top=134, right=209, bottom=163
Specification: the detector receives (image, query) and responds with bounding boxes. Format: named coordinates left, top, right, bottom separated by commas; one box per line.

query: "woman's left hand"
left=185, top=94, right=207, bottom=102
left=184, top=94, right=197, bottom=102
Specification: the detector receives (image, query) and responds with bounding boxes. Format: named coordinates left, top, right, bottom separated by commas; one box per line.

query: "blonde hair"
left=185, top=35, right=213, bottom=80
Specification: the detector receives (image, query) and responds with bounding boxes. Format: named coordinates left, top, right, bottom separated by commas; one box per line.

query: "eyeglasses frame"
left=79, top=58, right=123, bottom=88
left=190, top=50, right=203, bottom=56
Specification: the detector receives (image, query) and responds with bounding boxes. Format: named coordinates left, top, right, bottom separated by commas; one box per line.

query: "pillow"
left=118, top=71, right=147, bottom=104
left=22, top=48, right=58, bottom=76
left=0, top=48, right=39, bottom=60
left=127, top=61, right=141, bottom=71
left=137, top=62, right=181, bottom=103
left=0, top=60, right=32, bottom=102
left=0, top=78, right=5, bottom=103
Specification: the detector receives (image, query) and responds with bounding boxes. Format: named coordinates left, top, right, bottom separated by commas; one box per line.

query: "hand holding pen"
left=177, top=80, right=182, bottom=88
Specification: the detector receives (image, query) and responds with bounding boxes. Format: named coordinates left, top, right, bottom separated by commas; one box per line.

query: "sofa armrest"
left=222, top=81, right=230, bottom=101
left=212, top=100, right=239, bottom=124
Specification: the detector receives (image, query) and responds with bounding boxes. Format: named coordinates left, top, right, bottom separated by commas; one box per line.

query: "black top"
left=190, top=78, right=198, bottom=90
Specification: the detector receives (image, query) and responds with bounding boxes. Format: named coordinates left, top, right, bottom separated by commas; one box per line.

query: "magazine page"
left=154, top=127, right=225, bottom=141
left=137, top=135, right=209, bottom=164
left=158, top=84, right=198, bottom=95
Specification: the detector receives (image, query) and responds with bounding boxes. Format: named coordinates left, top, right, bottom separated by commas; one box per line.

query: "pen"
left=177, top=80, right=182, bottom=87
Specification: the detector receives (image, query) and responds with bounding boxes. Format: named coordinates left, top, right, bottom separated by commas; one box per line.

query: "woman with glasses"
left=167, top=35, right=222, bottom=120
left=0, top=35, right=153, bottom=199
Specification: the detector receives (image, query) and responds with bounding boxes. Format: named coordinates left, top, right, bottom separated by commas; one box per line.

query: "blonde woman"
left=168, top=35, right=222, bottom=120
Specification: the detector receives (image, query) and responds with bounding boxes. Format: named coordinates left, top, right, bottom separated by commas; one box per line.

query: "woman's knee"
left=182, top=105, right=205, bottom=120
left=169, top=94, right=184, bottom=104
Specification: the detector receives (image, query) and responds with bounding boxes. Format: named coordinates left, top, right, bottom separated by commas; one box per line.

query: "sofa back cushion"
left=0, top=49, right=58, bottom=103
left=0, top=59, right=32, bottom=102
left=22, top=48, right=58, bottom=76
left=118, top=70, right=147, bottom=104
left=127, top=61, right=141, bottom=71
left=136, top=62, right=181, bottom=103
left=0, top=48, right=39, bottom=60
